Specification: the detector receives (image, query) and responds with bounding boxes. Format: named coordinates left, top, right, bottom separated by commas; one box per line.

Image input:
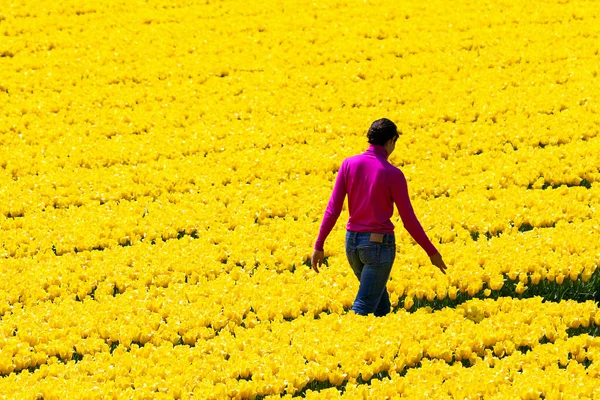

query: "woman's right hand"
left=430, top=253, right=447, bottom=274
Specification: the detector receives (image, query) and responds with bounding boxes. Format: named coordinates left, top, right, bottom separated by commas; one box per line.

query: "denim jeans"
left=345, top=230, right=396, bottom=316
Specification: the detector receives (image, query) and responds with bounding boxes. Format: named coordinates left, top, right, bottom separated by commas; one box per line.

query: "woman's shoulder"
left=342, top=153, right=364, bottom=166
left=384, top=162, right=406, bottom=179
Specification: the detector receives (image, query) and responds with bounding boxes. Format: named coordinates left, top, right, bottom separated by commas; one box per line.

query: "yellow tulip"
left=555, top=274, right=565, bottom=285
left=515, top=281, right=528, bottom=295
left=448, top=286, right=458, bottom=300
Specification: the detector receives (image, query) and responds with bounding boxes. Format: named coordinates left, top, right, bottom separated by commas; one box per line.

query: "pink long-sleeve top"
left=314, top=144, right=439, bottom=256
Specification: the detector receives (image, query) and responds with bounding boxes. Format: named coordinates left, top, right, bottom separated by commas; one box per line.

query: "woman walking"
left=312, top=118, right=447, bottom=316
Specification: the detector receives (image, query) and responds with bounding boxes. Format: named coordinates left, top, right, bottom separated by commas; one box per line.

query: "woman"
left=312, top=118, right=447, bottom=316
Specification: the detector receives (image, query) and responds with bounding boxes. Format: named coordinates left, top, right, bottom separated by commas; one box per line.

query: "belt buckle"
left=369, top=233, right=384, bottom=243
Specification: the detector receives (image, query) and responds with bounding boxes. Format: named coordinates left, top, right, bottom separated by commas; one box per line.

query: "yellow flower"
left=515, top=281, right=528, bottom=295
left=448, top=286, right=458, bottom=300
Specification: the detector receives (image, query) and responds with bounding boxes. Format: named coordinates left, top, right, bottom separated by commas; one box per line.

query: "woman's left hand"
left=311, top=250, right=325, bottom=273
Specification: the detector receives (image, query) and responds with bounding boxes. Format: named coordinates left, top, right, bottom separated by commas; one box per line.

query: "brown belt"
left=369, top=233, right=384, bottom=243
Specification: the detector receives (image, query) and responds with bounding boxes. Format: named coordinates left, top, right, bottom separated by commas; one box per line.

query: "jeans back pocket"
left=357, top=245, right=380, bottom=265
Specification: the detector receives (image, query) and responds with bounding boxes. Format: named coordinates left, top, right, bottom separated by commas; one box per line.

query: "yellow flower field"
left=0, top=0, right=599, bottom=398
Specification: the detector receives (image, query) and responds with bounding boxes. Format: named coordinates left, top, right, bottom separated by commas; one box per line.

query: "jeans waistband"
left=346, top=230, right=395, bottom=246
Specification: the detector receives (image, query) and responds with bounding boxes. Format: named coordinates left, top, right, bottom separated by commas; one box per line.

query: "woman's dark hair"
left=367, top=118, right=399, bottom=146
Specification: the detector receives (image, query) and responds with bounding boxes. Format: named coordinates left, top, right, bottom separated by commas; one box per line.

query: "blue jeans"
left=345, top=230, right=396, bottom=316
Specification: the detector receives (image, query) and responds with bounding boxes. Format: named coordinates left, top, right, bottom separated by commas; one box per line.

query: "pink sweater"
left=314, top=144, right=438, bottom=256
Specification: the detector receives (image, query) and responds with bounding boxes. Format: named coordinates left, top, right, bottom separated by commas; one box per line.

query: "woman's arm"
left=391, top=171, right=439, bottom=257
left=392, top=175, right=446, bottom=272
left=312, top=162, right=347, bottom=273
left=314, top=161, right=347, bottom=252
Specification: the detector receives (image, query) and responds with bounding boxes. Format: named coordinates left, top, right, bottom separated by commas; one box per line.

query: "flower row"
left=0, top=297, right=598, bottom=398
